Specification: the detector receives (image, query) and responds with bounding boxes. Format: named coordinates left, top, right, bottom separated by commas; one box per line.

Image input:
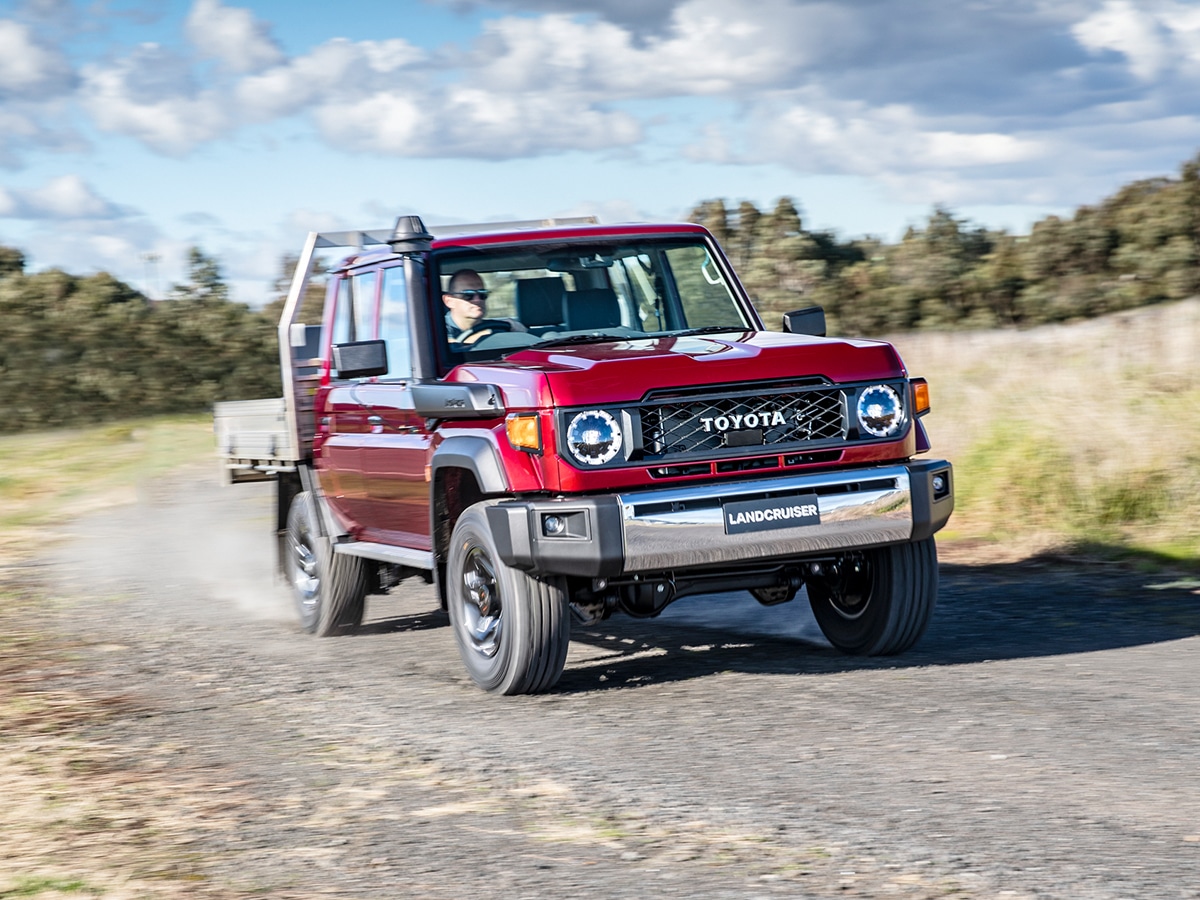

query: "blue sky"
left=3, top=0, right=1200, bottom=303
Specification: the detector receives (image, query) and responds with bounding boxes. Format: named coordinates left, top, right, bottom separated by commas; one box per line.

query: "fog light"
left=932, top=471, right=951, bottom=499
left=543, top=514, right=566, bottom=536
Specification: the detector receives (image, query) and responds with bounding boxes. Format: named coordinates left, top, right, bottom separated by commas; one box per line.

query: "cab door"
left=358, top=264, right=433, bottom=550
left=317, top=271, right=377, bottom=532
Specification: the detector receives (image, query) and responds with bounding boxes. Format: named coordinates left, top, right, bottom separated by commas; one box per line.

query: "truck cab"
left=215, top=215, right=953, bottom=695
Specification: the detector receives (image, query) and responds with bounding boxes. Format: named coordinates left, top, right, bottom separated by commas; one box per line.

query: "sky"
left=2, top=0, right=1200, bottom=304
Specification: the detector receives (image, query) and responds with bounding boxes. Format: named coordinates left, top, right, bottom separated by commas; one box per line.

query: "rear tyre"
left=447, top=503, right=570, bottom=695
left=806, top=538, right=938, bottom=656
left=285, top=491, right=367, bottom=636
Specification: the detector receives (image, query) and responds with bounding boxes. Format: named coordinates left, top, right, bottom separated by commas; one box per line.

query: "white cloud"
left=0, top=18, right=74, bottom=98
left=185, top=0, right=284, bottom=73
left=318, top=90, right=426, bottom=154
left=428, top=0, right=683, bottom=33
left=6, top=0, right=1200, bottom=237
left=312, top=84, right=641, bottom=158
left=237, top=28, right=640, bottom=158
left=1073, top=0, right=1168, bottom=80
left=26, top=174, right=122, bottom=218
left=80, top=44, right=231, bottom=154
left=696, top=92, right=1047, bottom=178
left=468, top=1, right=850, bottom=97
left=235, top=37, right=425, bottom=120
left=0, top=174, right=128, bottom=220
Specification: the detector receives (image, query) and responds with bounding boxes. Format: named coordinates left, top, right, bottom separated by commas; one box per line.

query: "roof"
left=430, top=221, right=709, bottom=249
left=331, top=221, right=712, bottom=269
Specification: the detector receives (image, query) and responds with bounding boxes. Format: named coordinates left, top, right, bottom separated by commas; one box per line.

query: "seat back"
left=515, top=277, right=565, bottom=333
left=565, top=288, right=621, bottom=331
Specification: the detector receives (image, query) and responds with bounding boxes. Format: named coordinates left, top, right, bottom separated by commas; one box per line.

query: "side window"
left=351, top=271, right=378, bottom=341
left=379, top=266, right=412, bottom=379
left=331, top=277, right=352, bottom=344
left=664, top=246, right=744, bottom=328
left=614, top=254, right=660, bottom=331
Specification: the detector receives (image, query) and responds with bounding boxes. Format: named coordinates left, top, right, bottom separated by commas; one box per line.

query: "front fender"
left=430, top=434, right=510, bottom=494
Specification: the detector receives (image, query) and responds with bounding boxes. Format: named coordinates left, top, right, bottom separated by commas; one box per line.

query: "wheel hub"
left=465, top=570, right=497, bottom=617
left=814, top=554, right=872, bottom=621
left=291, top=536, right=320, bottom=609
left=459, top=547, right=503, bottom=659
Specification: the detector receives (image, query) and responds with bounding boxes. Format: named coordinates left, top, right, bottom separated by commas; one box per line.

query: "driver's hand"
left=462, top=328, right=492, bottom=345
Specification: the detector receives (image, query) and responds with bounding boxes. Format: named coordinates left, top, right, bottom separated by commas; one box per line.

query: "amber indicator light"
left=912, top=379, right=931, bottom=415
left=506, top=413, right=541, bottom=452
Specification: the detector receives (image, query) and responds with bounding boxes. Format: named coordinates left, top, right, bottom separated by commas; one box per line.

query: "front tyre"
left=447, top=503, right=570, bottom=695
left=806, top=538, right=938, bottom=656
left=285, top=491, right=367, bottom=636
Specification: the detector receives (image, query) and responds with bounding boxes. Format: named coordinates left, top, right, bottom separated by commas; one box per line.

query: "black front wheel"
left=447, top=503, right=570, bottom=694
left=806, top=538, right=938, bottom=656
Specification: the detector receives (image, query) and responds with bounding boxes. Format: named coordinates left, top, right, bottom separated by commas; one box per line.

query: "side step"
left=333, top=541, right=434, bottom=570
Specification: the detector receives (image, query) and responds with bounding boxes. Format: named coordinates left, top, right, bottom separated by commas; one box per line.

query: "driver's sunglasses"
left=452, top=289, right=489, bottom=301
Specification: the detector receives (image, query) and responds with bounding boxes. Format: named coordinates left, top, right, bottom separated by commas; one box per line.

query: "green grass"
left=0, top=878, right=98, bottom=898
left=892, top=298, right=1200, bottom=563
left=0, top=414, right=213, bottom=552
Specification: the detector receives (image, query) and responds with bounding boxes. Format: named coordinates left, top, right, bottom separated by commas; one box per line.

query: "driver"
left=443, top=269, right=525, bottom=344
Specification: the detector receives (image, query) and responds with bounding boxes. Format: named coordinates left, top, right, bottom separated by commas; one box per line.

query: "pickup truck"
left=214, top=215, right=954, bottom=694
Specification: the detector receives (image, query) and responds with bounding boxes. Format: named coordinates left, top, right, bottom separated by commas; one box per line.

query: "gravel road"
left=27, top=466, right=1200, bottom=898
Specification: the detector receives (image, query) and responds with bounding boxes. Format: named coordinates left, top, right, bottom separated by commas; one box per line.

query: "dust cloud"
left=49, top=465, right=294, bottom=627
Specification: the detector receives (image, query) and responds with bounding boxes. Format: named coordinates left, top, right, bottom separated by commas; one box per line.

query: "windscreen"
left=432, top=238, right=753, bottom=366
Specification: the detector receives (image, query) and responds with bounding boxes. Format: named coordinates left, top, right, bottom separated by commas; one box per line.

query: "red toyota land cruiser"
left=215, top=215, right=954, bottom=695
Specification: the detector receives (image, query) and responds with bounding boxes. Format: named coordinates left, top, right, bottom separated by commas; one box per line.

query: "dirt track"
left=20, top=466, right=1200, bottom=897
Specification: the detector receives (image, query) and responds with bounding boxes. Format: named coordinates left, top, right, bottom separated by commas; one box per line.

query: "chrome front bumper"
left=485, top=460, right=953, bottom=578
left=617, top=466, right=914, bottom=572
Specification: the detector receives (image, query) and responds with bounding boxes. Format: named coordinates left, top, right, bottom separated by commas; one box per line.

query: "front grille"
left=640, top=386, right=846, bottom=460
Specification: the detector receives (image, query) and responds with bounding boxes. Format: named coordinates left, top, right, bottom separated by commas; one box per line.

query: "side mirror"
left=782, top=306, right=826, bottom=337
left=332, top=339, right=388, bottom=379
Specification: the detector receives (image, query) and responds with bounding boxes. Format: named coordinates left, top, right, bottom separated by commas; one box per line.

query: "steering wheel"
left=458, top=318, right=515, bottom=345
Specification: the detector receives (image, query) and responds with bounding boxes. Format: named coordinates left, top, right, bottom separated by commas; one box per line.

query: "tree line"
left=3, top=150, right=1199, bottom=431
left=0, top=247, right=282, bottom=431
left=690, top=150, right=1200, bottom=334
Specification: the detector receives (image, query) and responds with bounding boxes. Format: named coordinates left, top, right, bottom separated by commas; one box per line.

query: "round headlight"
left=857, top=385, right=903, bottom=438
left=566, top=409, right=623, bottom=466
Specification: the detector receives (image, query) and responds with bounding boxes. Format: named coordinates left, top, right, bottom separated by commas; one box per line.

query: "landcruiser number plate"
left=722, top=494, right=820, bottom=535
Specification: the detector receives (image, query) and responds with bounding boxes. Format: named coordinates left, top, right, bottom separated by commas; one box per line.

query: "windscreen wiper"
left=667, top=325, right=748, bottom=337
left=528, top=332, right=629, bottom=350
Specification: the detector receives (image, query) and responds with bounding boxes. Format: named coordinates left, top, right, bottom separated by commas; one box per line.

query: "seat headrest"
left=565, top=288, right=621, bottom=331
left=515, top=277, right=565, bottom=328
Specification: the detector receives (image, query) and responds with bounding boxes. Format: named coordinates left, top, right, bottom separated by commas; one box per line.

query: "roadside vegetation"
left=0, top=248, right=280, bottom=432
left=0, top=417, right=230, bottom=898
left=692, top=150, right=1200, bottom=335
left=893, top=298, right=1200, bottom=565
left=0, top=415, right=213, bottom=565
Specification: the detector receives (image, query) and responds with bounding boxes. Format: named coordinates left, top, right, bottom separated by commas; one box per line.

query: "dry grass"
left=0, top=416, right=243, bottom=898
left=0, top=415, right=213, bottom=567
left=0, top=573, right=260, bottom=898
left=890, top=297, right=1200, bottom=563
